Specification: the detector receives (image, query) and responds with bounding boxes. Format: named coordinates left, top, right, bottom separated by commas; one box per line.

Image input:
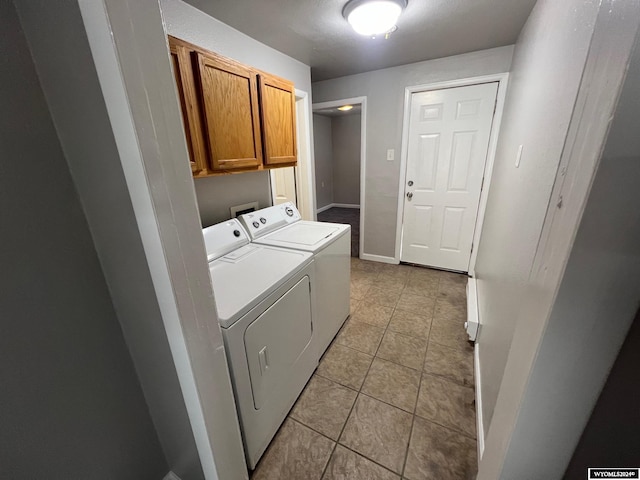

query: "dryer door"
left=244, top=275, right=313, bottom=410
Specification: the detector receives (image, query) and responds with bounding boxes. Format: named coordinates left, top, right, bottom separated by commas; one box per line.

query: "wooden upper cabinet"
left=195, top=52, right=263, bottom=171
left=258, top=73, right=297, bottom=166
left=168, top=35, right=297, bottom=176
left=169, top=40, right=210, bottom=176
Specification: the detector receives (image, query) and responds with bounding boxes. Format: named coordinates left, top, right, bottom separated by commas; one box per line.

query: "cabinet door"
left=169, top=40, right=209, bottom=176
left=258, top=73, right=297, bottom=166
left=195, top=52, right=263, bottom=171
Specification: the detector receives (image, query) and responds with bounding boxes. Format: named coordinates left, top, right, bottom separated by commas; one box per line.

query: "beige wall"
left=312, top=46, right=513, bottom=258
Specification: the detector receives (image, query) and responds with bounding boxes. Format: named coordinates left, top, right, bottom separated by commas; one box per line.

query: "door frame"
left=312, top=96, right=367, bottom=259
left=394, top=74, right=509, bottom=275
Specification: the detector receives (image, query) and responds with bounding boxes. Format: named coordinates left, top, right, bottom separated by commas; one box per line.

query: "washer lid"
left=256, top=221, right=350, bottom=252
left=209, top=244, right=312, bottom=328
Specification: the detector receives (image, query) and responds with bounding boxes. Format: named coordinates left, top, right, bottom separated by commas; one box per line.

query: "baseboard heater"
left=465, top=278, right=480, bottom=341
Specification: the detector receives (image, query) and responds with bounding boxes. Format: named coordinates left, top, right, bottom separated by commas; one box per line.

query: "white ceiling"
left=184, top=0, right=536, bottom=81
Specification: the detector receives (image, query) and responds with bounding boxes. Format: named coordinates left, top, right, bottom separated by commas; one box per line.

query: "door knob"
left=406, top=192, right=413, bottom=199
left=408, top=180, right=413, bottom=186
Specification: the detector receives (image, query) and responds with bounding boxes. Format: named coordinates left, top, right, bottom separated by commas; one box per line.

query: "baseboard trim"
left=332, top=203, right=360, bottom=209
left=360, top=253, right=399, bottom=265
left=316, top=203, right=361, bottom=214
left=474, top=343, right=485, bottom=462
left=163, top=472, right=182, bottom=480
left=316, top=204, right=333, bottom=214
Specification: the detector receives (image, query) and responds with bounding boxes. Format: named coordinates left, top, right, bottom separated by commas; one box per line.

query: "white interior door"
left=270, top=167, right=297, bottom=206
left=400, top=82, right=498, bottom=271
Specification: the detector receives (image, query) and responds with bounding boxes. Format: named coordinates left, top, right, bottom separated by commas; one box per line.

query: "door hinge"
left=470, top=242, right=474, bottom=254
left=480, top=176, right=485, bottom=192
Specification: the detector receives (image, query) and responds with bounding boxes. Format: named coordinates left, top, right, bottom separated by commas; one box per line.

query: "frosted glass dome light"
left=343, top=0, right=407, bottom=36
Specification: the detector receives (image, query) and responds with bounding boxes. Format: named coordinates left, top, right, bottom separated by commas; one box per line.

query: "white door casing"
left=400, top=82, right=498, bottom=271
left=270, top=167, right=297, bottom=206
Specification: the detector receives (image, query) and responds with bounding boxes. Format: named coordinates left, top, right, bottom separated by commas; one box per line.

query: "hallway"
left=252, top=259, right=476, bottom=479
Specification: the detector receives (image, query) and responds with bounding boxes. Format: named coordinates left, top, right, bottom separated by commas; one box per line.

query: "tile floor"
left=251, top=258, right=477, bottom=480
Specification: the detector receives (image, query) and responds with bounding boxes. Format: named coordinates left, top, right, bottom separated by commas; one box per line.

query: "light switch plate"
left=387, top=149, right=395, bottom=161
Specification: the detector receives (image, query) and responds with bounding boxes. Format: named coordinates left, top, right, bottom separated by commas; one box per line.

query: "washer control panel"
left=238, top=202, right=301, bottom=240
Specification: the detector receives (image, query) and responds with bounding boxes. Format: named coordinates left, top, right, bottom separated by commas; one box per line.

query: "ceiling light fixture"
left=343, top=0, right=407, bottom=37
left=337, top=105, right=354, bottom=111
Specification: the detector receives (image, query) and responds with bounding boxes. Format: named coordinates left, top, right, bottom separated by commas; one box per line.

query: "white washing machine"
left=203, top=219, right=317, bottom=469
left=239, top=203, right=350, bottom=358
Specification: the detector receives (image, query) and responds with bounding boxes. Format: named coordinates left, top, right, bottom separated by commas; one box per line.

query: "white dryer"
left=239, top=203, right=350, bottom=358
left=203, top=219, right=317, bottom=469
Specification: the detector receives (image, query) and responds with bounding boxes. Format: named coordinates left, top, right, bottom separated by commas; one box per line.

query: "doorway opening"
left=312, top=97, right=366, bottom=258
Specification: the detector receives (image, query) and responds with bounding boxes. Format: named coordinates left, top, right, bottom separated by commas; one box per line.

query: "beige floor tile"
left=396, top=292, right=436, bottom=316
left=403, top=276, right=439, bottom=298
left=252, top=418, right=334, bottom=480
left=351, top=269, right=379, bottom=285
left=339, top=394, right=413, bottom=474
left=430, top=315, right=470, bottom=351
left=352, top=302, right=394, bottom=327
left=409, top=267, right=441, bottom=282
left=376, top=330, right=428, bottom=370
left=377, top=263, right=413, bottom=278
left=322, top=445, right=400, bottom=480
left=317, top=344, right=373, bottom=390
left=387, top=309, right=432, bottom=339
left=404, top=417, right=477, bottom=480
left=351, top=279, right=373, bottom=300
left=290, top=375, right=358, bottom=440
left=350, top=299, right=360, bottom=316
left=415, top=374, right=476, bottom=438
left=439, top=270, right=467, bottom=286
left=434, top=298, right=467, bottom=323
left=364, top=285, right=403, bottom=308
left=437, top=280, right=467, bottom=306
left=374, top=273, right=409, bottom=290
left=336, top=320, right=385, bottom=355
left=424, top=342, right=474, bottom=387
left=351, top=259, right=382, bottom=274
left=361, top=358, right=420, bottom=412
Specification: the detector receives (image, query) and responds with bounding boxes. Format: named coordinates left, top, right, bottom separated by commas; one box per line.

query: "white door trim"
left=313, top=97, right=367, bottom=259
left=294, top=89, right=316, bottom=220
left=394, top=74, right=509, bottom=274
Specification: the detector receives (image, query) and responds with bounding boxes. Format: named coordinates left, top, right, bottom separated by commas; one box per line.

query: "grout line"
left=400, top=272, right=439, bottom=477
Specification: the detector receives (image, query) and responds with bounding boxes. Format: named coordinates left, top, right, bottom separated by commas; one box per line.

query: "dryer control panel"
left=239, top=202, right=301, bottom=240
left=202, top=219, right=250, bottom=261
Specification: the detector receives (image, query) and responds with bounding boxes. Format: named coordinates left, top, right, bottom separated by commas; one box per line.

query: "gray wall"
left=331, top=113, right=361, bottom=206
left=0, top=2, right=167, bottom=478
left=564, top=310, right=640, bottom=477
left=474, top=0, right=600, bottom=435
left=313, top=114, right=334, bottom=209
left=194, top=172, right=272, bottom=227
left=500, top=30, right=640, bottom=477
left=312, top=46, right=513, bottom=257
left=14, top=1, right=204, bottom=477
left=161, top=0, right=313, bottom=226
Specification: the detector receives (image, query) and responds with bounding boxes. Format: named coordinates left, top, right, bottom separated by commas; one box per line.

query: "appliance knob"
left=260, top=217, right=267, bottom=224
left=285, top=207, right=294, bottom=217
left=252, top=221, right=260, bottom=228
left=233, top=229, right=241, bottom=237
